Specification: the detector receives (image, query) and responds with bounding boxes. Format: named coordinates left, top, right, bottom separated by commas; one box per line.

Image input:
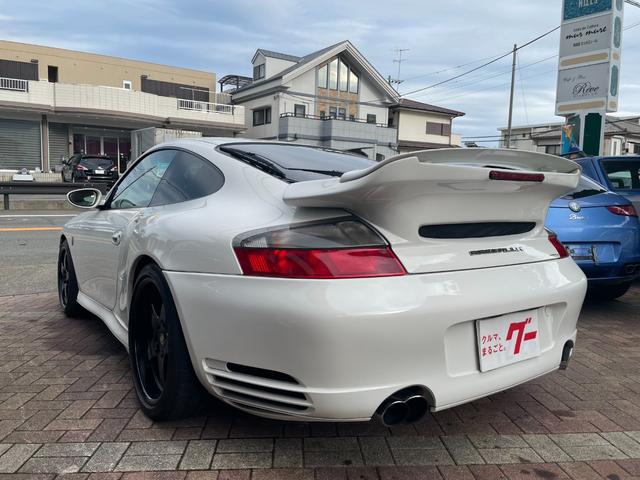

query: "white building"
left=230, top=41, right=464, bottom=161
left=498, top=116, right=640, bottom=156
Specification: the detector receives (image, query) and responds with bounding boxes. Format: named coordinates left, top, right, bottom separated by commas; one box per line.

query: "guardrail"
left=0, top=182, right=111, bottom=210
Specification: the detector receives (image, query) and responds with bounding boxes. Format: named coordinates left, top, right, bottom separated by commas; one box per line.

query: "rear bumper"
left=165, top=258, right=587, bottom=421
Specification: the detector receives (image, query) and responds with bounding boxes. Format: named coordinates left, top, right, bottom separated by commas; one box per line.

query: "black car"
left=62, top=154, right=119, bottom=184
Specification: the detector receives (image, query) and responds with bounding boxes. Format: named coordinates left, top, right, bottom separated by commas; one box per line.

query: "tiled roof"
left=393, top=98, right=465, bottom=117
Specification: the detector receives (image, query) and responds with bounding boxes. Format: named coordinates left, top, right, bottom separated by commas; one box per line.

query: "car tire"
left=589, top=282, right=632, bottom=302
left=129, top=264, right=206, bottom=420
left=57, top=239, right=85, bottom=317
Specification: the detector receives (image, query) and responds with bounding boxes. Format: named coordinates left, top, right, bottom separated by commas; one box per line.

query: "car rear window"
left=601, top=159, right=640, bottom=190
left=561, top=176, right=607, bottom=199
left=80, top=157, right=114, bottom=169
left=219, top=143, right=375, bottom=182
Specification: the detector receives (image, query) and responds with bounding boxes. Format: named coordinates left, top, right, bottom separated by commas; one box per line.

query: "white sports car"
left=59, top=139, right=587, bottom=425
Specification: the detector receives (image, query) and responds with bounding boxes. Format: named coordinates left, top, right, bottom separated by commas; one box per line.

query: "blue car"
left=546, top=175, right=640, bottom=300
left=575, top=155, right=640, bottom=213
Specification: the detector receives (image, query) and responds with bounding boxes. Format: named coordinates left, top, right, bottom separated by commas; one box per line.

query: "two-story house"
left=0, top=40, right=245, bottom=172
left=231, top=41, right=399, bottom=161
left=230, top=40, right=464, bottom=161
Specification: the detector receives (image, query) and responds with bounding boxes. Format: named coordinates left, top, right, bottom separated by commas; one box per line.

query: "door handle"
left=112, top=231, right=122, bottom=246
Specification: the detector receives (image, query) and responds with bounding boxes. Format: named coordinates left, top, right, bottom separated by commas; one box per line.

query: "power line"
left=399, top=25, right=560, bottom=98
left=402, top=50, right=513, bottom=83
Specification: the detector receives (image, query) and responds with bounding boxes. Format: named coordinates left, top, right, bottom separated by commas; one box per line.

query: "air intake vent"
left=419, top=222, right=536, bottom=239
left=227, top=362, right=299, bottom=384
left=203, top=360, right=312, bottom=415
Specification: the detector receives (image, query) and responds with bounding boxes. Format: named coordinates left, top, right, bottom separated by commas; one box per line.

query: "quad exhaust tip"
left=375, top=390, right=430, bottom=426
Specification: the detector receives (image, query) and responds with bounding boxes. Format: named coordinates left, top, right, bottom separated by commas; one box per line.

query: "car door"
left=71, top=149, right=177, bottom=309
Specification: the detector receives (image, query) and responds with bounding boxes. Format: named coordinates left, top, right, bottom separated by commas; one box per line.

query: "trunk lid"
left=283, top=148, right=580, bottom=274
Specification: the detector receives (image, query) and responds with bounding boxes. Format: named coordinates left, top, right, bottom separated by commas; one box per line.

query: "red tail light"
left=234, top=247, right=406, bottom=279
left=607, top=205, right=638, bottom=217
left=233, top=218, right=406, bottom=279
left=548, top=233, right=569, bottom=259
left=489, top=170, right=545, bottom=182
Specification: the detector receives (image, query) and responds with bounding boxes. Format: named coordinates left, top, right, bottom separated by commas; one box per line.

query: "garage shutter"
left=49, top=123, right=69, bottom=166
left=0, top=119, right=41, bottom=170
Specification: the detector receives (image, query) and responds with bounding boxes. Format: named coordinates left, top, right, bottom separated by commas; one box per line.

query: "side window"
left=577, top=159, right=598, bottom=182
left=109, top=150, right=176, bottom=209
left=149, top=150, right=224, bottom=206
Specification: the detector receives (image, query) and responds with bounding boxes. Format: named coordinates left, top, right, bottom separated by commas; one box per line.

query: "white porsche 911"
left=59, top=139, right=587, bottom=425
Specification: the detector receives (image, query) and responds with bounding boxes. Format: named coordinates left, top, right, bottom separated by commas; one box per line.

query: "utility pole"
left=506, top=44, right=517, bottom=149
left=390, top=48, right=409, bottom=90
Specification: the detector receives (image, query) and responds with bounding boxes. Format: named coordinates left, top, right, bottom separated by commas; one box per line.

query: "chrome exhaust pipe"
left=376, top=397, right=409, bottom=426
left=404, top=394, right=429, bottom=423
left=375, top=392, right=429, bottom=426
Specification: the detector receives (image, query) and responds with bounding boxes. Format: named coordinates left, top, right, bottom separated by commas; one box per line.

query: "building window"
left=426, top=122, right=450, bottom=136
left=339, top=59, right=349, bottom=92
left=545, top=145, right=561, bottom=155
left=47, top=65, right=58, bottom=83
left=253, top=64, right=265, bottom=81
left=253, top=107, right=272, bottom=126
left=294, top=104, right=306, bottom=117
left=366, top=114, right=377, bottom=124
left=122, top=80, right=132, bottom=90
left=318, top=64, right=328, bottom=89
left=329, top=106, right=337, bottom=118
left=328, top=59, right=338, bottom=90
left=319, top=57, right=359, bottom=93
left=337, top=107, right=346, bottom=120
left=349, top=69, right=359, bottom=93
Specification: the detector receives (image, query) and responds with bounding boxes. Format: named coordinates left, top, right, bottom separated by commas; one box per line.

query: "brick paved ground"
left=0, top=287, right=639, bottom=479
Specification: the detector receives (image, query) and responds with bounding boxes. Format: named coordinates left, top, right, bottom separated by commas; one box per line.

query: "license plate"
left=95, top=169, right=104, bottom=174
left=477, top=309, right=541, bottom=372
left=566, top=245, right=594, bottom=261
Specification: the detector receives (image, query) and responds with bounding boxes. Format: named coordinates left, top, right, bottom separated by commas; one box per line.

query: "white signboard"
left=556, top=0, right=624, bottom=115
left=556, top=62, right=610, bottom=105
left=559, top=13, right=612, bottom=58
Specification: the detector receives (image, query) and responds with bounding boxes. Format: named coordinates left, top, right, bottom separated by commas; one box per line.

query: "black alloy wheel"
left=129, top=264, right=205, bottom=420
left=57, top=239, right=83, bottom=316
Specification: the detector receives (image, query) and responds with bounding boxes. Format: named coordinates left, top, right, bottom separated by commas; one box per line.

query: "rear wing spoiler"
left=283, top=148, right=581, bottom=210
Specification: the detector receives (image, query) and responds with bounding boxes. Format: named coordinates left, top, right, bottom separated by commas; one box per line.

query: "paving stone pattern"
left=0, top=286, right=639, bottom=479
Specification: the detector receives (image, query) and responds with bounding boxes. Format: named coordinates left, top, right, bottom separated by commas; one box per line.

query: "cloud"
left=1, top=0, right=640, bottom=144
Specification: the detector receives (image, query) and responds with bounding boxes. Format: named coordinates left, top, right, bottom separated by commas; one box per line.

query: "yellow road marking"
left=0, top=227, right=63, bottom=232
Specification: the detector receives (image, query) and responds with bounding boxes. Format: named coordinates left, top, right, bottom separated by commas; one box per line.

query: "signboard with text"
left=563, top=0, right=612, bottom=21
left=555, top=0, right=623, bottom=115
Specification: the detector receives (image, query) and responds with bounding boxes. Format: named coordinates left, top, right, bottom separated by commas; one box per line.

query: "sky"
left=1, top=0, right=640, bottom=145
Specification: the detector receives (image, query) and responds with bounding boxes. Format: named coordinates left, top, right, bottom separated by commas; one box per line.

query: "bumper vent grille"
left=203, top=360, right=312, bottom=415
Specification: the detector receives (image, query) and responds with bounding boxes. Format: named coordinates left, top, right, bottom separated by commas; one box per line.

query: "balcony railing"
left=0, top=77, right=28, bottom=92
left=280, top=112, right=391, bottom=128
left=0, top=78, right=244, bottom=127
left=177, top=98, right=234, bottom=114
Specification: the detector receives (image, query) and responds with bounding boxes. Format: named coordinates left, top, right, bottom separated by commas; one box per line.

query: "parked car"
left=58, top=142, right=587, bottom=423
left=575, top=155, right=640, bottom=213
left=546, top=176, right=640, bottom=300
left=61, top=154, right=119, bottom=184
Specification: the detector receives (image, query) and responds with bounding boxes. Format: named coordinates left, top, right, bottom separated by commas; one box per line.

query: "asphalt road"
left=0, top=211, right=76, bottom=296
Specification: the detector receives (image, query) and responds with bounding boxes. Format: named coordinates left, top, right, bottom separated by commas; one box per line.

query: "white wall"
left=238, top=95, right=279, bottom=139
left=358, top=75, right=391, bottom=122
left=398, top=110, right=450, bottom=144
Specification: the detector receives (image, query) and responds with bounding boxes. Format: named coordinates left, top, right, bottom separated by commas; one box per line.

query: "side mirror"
left=67, top=188, right=102, bottom=209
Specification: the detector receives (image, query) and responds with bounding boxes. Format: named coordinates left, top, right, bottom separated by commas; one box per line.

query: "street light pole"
left=506, top=44, right=517, bottom=148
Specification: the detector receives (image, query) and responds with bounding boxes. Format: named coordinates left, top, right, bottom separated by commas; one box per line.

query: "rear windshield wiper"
left=220, top=147, right=287, bottom=180
left=286, top=168, right=344, bottom=177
